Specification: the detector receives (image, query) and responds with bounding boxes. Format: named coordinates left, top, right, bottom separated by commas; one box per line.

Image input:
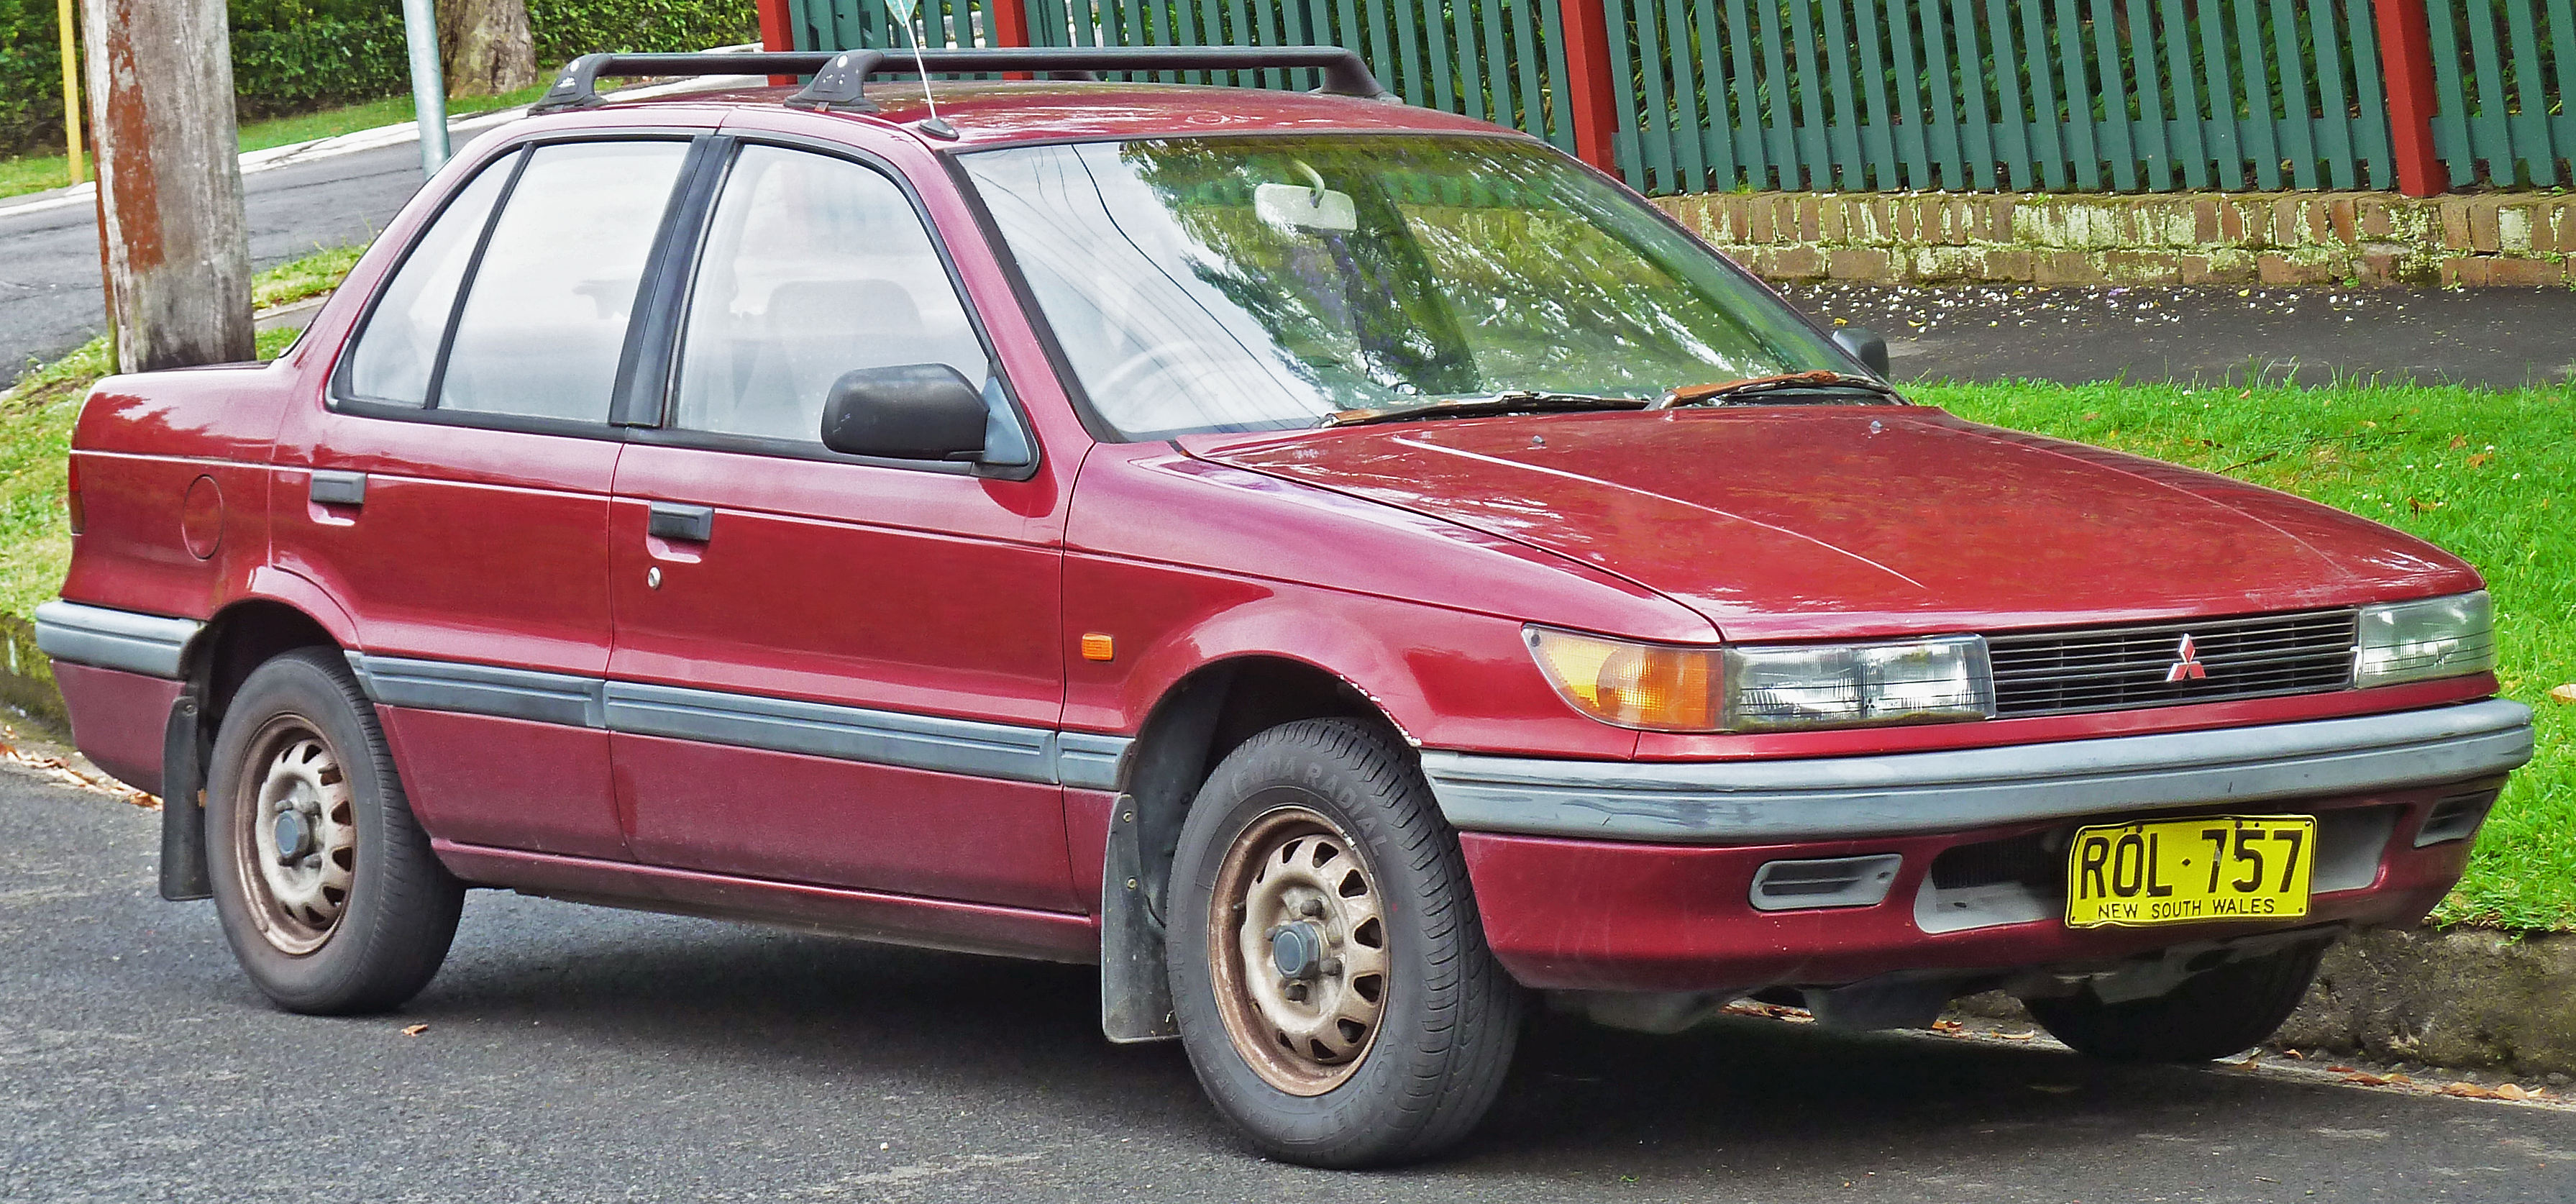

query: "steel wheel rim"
left=230, top=715, right=358, bottom=956
left=1206, top=803, right=1391, bottom=1096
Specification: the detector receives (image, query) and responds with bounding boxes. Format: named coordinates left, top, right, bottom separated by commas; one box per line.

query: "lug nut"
left=1283, top=982, right=1309, bottom=1002
left=1298, top=898, right=1325, bottom=918
left=1320, top=957, right=1343, bottom=977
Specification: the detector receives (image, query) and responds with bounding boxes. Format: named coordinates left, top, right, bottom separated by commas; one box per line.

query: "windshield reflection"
left=961, top=135, right=1847, bottom=440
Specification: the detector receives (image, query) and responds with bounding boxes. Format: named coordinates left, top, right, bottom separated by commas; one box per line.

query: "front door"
left=605, top=140, right=1077, bottom=911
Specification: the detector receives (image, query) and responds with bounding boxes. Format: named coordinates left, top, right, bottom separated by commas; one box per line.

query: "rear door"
left=273, top=137, right=696, bottom=859
left=603, top=139, right=1077, bottom=911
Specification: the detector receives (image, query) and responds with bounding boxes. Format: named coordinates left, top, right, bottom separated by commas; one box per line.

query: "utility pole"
left=81, top=0, right=254, bottom=371
left=401, top=0, right=450, bottom=175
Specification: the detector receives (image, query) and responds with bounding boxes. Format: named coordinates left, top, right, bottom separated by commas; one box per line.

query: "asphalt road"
left=4, top=764, right=2572, bottom=1203
left=0, top=142, right=431, bottom=373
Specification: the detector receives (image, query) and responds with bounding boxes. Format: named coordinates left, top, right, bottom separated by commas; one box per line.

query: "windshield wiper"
left=1321, top=391, right=1650, bottom=428
left=1648, top=371, right=1906, bottom=409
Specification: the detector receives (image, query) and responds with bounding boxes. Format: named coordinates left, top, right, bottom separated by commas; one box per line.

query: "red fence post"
left=2372, top=0, right=2449, bottom=196
left=988, top=0, right=1030, bottom=45
left=1555, top=0, right=1620, bottom=175
left=757, top=0, right=794, bottom=83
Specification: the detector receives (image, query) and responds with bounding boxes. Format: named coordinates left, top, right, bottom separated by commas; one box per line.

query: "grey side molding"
left=604, top=680, right=1058, bottom=783
left=33, top=601, right=204, bottom=679
left=348, top=653, right=607, bottom=729
left=1423, top=699, right=2536, bottom=844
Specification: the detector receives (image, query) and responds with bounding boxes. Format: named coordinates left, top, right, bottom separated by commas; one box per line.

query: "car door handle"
left=646, top=502, right=715, bottom=544
left=309, top=470, right=366, bottom=507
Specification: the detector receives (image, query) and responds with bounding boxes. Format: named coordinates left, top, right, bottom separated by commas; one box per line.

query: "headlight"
left=2354, top=591, right=2494, bottom=688
left=1524, top=627, right=1993, bottom=733
left=1723, top=634, right=1993, bottom=731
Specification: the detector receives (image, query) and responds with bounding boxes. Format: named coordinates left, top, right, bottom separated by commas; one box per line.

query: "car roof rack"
left=528, top=47, right=1392, bottom=117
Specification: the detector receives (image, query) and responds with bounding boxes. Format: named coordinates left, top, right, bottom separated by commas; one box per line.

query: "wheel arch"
left=159, top=585, right=355, bottom=902
left=1097, top=652, right=1422, bottom=1044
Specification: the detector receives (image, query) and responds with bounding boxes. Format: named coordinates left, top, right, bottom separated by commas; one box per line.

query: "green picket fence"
left=1609, top=0, right=2398, bottom=193
left=779, top=0, right=2570, bottom=193
left=2428, top=0, right=2575, bottom=186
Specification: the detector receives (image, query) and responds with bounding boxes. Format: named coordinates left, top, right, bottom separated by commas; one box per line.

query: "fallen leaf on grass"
left=2547, top=684, right=2576, bottom=705
left=2466, top=452, right=2492, bottom=468
left=400, top=1023, right=429, bottom=1036
left=2449, top=434, right=2470, bottom=450
left=2340, top=1071, right=2392, bottom=1086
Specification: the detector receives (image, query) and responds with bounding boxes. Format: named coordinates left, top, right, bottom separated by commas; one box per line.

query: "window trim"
left=634, top=129, right=1044, bottom=482
left=326, top=129, right=705, bottom=440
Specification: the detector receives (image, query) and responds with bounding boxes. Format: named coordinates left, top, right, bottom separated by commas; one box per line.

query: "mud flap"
left=157, top=692, right=211, bottom=901
left=1100, top=793, right=1178, bottom=1042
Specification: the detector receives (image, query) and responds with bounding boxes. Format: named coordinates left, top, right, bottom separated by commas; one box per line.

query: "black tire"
left=1166, top=718, right=1522, bottom=1168
left=2026, top=942, right=2329, bottom=1063
left=204, top=647, right=463, bottom=1013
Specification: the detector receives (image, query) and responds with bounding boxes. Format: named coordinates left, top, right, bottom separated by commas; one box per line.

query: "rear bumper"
left=1431, top=701, right=2533, bottom=994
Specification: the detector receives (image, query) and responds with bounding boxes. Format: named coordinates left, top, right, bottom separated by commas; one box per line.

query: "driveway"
left=4, top=763, right=2570, bottom=1203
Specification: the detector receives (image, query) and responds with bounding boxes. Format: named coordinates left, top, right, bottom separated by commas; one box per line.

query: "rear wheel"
left=1167, top=719, right=1522, bottom=1168
left=2026, top=942, right=2328, bottom=1063
left=205, top=648, right=463, bottom=1013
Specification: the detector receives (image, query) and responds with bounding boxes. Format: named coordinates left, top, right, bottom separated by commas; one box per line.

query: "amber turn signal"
left=1079, top=632, right=1116, bottom=662
left=1522, top=626, right=1722, bottom=731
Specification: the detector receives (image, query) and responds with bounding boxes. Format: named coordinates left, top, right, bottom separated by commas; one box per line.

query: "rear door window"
left=439, top=141, right=692, bottom=423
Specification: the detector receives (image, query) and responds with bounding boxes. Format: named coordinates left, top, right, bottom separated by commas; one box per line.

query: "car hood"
left=1179, top=407, right=2480, bottom=642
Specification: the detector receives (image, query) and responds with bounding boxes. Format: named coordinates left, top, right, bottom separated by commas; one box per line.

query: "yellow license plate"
left=2065, top=815, right=2316, bottom=929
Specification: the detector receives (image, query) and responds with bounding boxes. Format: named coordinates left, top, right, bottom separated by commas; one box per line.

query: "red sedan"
left=36, top=47, right=2531, bottom=1167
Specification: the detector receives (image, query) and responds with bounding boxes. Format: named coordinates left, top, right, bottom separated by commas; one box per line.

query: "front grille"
left=1988, top=608, right=2357, bottom=718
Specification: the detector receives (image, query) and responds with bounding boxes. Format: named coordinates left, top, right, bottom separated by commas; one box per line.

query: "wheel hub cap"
left=1269, top=922, right=1325, bottom=980
left=1207, top=807, right=1391, bottom=1095
left=235, top=725, right=359, bottom=956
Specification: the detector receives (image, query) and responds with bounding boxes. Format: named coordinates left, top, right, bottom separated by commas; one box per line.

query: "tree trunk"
left=81, top=0, right=254, bottom=373
left=437, top=0, right=538, bottom=97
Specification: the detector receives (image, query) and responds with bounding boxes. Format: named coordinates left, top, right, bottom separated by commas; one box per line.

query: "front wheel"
left=2026, top=942, right=2328, bottom=1063
left=204, top=647, right=463, bottom=1013
left=1166, top=719, right=1522, bottom=1168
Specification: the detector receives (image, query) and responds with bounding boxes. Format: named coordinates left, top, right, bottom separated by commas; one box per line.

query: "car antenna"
left=887, top=0, right=959, bottom=140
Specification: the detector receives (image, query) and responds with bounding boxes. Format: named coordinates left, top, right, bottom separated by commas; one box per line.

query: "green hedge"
left=0, top=0, right=757, bottom=158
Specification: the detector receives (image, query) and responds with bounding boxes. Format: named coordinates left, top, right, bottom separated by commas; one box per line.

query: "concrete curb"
left=2279, top=927, right=2576, bottom=1077
left=1653, top=191, right=2576, bottom=288
left=1959, top=926, right=2576, bottom=1077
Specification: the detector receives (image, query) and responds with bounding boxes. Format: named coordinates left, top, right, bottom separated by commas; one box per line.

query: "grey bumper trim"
left=33, top=601, right=204, bottom=679
left=1420, top=699, right=2536, bottom=844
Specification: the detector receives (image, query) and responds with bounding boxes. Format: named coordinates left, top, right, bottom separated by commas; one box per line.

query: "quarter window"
left=672, top=145, right=990, bottom=444
left=438, top=141, right=691, bottom=423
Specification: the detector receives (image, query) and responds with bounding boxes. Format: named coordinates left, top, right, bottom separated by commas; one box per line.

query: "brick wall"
left=1650, top=192, right=2576, bottom=288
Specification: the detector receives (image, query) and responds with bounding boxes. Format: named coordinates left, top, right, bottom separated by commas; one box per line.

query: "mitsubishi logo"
left=2164, top=634, right=2209, bottom=683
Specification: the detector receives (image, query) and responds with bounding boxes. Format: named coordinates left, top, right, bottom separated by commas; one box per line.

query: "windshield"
left=959, top=135, right=1856, bottom=440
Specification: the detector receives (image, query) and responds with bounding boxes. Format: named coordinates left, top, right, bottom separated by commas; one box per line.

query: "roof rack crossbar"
left=528, top=47, right=1389, bottom=117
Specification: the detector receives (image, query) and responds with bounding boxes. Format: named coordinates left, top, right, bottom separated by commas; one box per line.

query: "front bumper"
left=1428, top=701, right=2534, bottom=994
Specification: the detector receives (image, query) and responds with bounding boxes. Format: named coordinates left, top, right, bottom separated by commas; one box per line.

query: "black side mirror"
left=1832, top=327, right=1891, bottom=378
left=820, top=364, right=987, bottom=461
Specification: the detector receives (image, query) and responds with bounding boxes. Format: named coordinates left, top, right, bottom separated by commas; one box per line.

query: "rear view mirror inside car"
left=1256, top=182, right=1358, bottom=234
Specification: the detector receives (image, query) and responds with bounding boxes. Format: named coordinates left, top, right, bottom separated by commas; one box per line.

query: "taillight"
left=65, top=456, right=83, bottom=534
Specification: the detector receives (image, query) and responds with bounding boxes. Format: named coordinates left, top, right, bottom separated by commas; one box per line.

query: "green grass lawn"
left=0, top=83, right=552, bottom=202
left=1924, top=380, right=2575, bottom=931
left=1, top=316, right=2568, bottom=928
